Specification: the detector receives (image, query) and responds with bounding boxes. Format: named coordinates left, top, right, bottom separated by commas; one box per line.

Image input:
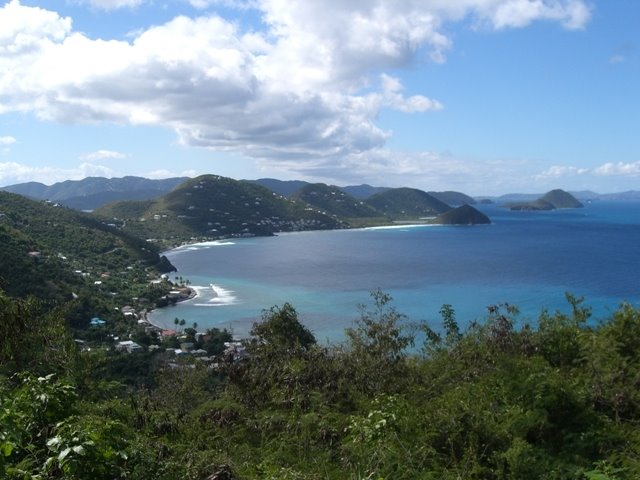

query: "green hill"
left=291, top=183, right=380, bottom=219
left=435, top=204, right=491, bottom=225
left=95, top=175, right=345, bottom=245
left=540, top=189, right=584, bottom=208
left=365, top=187, right=451, bottom=219
left=510, top=189, right=583, bottom=211
left=248, top=179, right=390, bottom=200
left=0, top=191, right=175, bottom=327
left=0, top=220, right=79, bottom=301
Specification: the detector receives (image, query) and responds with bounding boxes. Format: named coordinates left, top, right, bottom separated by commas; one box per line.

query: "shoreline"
left=144, top=285, right=199, bottom=331
left=157, top=211, right=459, bottom=251
left=163, top=222, right=442, bottom=252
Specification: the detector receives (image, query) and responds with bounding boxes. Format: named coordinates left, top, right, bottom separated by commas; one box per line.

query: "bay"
left=149, top=201, right=640, bottom=341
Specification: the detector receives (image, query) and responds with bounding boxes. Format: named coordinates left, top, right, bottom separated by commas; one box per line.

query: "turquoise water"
left=150, top=201, right=640, bottom=341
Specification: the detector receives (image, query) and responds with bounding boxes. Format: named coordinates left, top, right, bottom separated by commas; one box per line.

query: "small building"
left=115, top=340, right=142, bottom=354
left=161, top=329, right=177, bottom=339
left=121, top=305, right=137, bottom=318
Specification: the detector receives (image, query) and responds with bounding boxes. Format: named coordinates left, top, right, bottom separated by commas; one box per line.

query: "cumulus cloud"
left=0, top=0, right=591, bottom=178
left=593, top=161, right=640, bottom=177
left=0, top=161, right=116, bottom=185
left=487, top=0, right=591, bottom=30
left=80, top=149, right=128, bottom=161
left=379, top=74, right=444, bottom=113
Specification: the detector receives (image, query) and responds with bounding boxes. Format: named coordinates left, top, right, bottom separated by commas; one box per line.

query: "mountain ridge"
left=1, top=176, right=188, bottom=210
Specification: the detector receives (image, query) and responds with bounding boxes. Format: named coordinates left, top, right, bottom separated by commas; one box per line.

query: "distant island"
left=508, top=189, right=583, bottom=211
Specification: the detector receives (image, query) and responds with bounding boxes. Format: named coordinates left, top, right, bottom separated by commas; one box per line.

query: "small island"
left=509, top=189, right=583, bottom=211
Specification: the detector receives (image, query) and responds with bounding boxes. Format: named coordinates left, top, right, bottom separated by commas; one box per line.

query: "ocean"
left=149, top=201, right=640, bottom=341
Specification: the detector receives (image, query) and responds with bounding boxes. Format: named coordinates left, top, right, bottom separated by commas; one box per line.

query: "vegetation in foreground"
left=2, top=289, right=640, bottom=479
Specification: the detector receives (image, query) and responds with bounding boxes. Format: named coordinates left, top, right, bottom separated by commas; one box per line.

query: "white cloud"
left=0, top=0, right=591, bottom=179
left=0, top=161, right=116, bottom=185
left=379, top=74, right=444, bottom=113
left=80, top=149, right=128, bottom=161
left=0, top=136, right=17, bottom=145
left=593, top=161, right=640, bottom=177
left=488, top=0, right=590, bottom=30
left=537, top=165, right=589, bottom=178
left=72, top=0, right=146, bottom=11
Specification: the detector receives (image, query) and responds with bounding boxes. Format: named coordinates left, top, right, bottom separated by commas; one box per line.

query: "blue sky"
left=0, top=0, right=638, bottom=195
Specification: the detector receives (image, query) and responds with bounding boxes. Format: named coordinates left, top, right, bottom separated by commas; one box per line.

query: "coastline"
left=144, top=212, right=487, bottom=332
left=140, top=202, right=640, bottom=342
left=156, top=216, right=446, bottom=251
left=144, top=285, right=198, bottom=331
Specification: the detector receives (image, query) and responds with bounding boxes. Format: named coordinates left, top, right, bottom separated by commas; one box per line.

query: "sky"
left=0, top=0, right=638, bottom=195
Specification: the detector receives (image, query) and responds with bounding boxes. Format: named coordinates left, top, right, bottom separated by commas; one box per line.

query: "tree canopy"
left=3, top=289, right=640, bottom=479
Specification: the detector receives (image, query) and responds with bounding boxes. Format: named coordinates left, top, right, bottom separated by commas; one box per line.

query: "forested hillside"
left=2, top=289, right=640, bottom=479
left=291, top=183, right=381, bottom=220
left=366, top=187, right=451, bottom=218
left=0, top=191, right=175, bottom=328
left=95, top=175, right=346, bottom=245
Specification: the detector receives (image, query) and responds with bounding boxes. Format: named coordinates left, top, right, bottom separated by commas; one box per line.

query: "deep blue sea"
left=149, top=201, right=640, bottom=341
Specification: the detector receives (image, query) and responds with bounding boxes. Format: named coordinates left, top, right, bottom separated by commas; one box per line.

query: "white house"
left=115, top=340, right=142, bottom=354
